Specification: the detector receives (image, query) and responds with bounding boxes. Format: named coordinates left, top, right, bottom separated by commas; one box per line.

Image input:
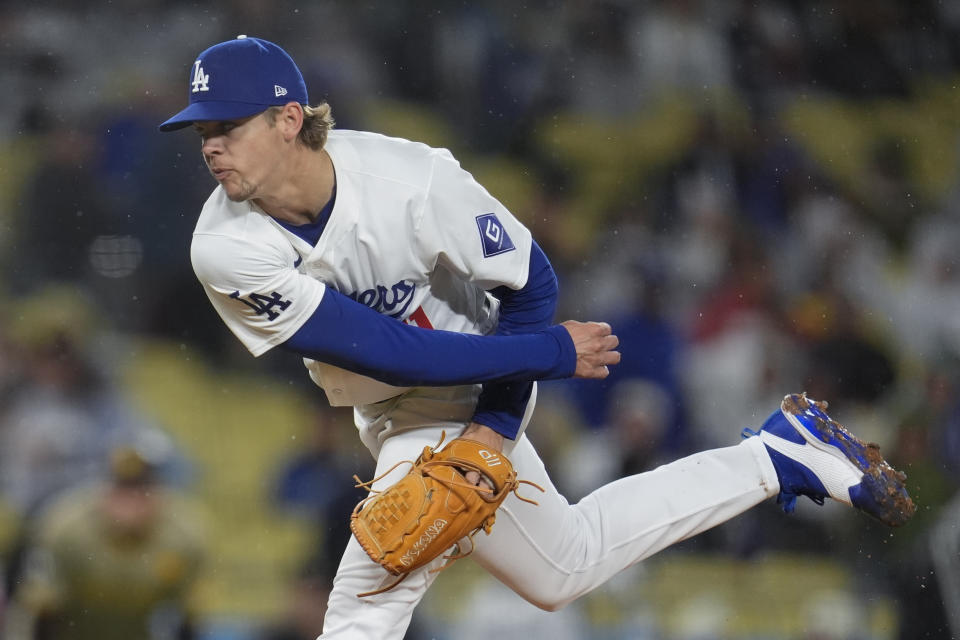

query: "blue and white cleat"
left=745, top=393, right=915, bottom=527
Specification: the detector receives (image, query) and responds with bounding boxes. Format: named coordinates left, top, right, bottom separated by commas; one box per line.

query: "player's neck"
left=254, top=148, right=334, bottom=225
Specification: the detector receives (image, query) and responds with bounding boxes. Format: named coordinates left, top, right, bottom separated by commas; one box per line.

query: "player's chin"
left=223, top=182, right=257, bottom=202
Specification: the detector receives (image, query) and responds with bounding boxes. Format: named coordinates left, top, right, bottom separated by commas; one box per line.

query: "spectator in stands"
left=3, top=444, right=206, bottom=640
left=0, top=286, right=162, bottom=518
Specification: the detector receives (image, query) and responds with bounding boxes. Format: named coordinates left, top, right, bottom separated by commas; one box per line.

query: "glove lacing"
left=351, top=431, right=544, bottom=598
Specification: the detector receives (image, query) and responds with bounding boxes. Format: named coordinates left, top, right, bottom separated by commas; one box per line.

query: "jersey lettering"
left=347, top=280, right=416, bottom=319
left=230, top=290, right=292, bottom=321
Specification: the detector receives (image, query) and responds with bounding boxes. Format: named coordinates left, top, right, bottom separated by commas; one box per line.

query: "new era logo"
left=274, top=85, right=288, bottom=97
left=475, top=213, right=515, bottom=258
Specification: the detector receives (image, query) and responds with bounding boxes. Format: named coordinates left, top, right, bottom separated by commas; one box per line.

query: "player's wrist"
left=461, top=422, right=505, bottom=452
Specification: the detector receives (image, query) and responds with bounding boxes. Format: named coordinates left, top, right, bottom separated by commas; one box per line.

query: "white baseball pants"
left=319, top=425, right=779, bottom=639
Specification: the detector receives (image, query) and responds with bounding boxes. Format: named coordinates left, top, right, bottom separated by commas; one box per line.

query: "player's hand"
left=459, top=422, right=504, bottom=490
left=561, top=320, right=620, bottom=379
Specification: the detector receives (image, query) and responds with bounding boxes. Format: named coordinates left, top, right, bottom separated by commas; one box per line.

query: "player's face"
left=194, top=113, right=283, bottom=202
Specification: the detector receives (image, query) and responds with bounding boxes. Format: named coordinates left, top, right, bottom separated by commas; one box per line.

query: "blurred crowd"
left=3, top=0, right=960, bottom=638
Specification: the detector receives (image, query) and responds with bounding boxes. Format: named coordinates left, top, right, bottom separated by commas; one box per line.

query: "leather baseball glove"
left=350, top=435, right=541, bottom=597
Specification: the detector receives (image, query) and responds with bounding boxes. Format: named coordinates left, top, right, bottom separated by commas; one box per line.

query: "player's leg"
left=472, top=392, right=913, bottom=610
left=320, top=426, right=450, bottom=640
left=471, top=429, right=778, bottom=610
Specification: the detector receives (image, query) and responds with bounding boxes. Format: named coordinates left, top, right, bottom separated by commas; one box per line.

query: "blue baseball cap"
left=159, top=35, right=308, bottom=132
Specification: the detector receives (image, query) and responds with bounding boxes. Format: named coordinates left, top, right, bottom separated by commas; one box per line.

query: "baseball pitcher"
left=159, top=36, right=914, bottom=639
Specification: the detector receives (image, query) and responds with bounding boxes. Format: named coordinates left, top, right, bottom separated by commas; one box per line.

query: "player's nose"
left=200, top=135, right=224, bottom=156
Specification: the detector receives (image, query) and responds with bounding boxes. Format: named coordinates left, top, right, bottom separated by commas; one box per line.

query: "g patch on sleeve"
left=475, top=213, right=516, bottom=257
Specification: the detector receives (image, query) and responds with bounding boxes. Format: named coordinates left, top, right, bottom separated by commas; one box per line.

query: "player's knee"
left=535, top=598, right=571, bottom=613
left=516, top=586, right=575, bottom=612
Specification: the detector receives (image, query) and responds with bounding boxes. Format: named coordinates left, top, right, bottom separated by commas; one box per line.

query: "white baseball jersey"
left=191, top=130, right=533, bottom=440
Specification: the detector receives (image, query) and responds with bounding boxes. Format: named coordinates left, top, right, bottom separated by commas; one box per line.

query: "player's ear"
left=277, top=102, right=304, bottom=142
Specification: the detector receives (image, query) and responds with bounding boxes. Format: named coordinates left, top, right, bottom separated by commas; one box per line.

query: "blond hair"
left=265, top=102, right=335, bottom=150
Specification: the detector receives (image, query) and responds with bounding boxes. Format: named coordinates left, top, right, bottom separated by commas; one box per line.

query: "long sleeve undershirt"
left=280, top=272, right=574, bottom=388
left=471, top=240, right=558, bottom=439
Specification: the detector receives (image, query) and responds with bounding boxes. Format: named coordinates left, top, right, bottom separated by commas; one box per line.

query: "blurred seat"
left=119, top=339, right=320, bottom=626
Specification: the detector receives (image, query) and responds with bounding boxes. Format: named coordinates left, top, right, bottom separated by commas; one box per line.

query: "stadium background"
left=1, top=1, right=960, bottom=638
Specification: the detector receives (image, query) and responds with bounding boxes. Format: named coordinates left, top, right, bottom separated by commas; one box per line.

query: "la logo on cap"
left=191, top=59, right=210, bottom=93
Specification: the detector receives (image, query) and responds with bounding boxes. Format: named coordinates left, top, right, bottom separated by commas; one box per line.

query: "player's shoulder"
left=193, top=187, right=284, bottom=250
left=195, top=187, right=265, bottom=234
left=327, top=128, right=444, bottom=156
left=191, top=187, right=292, bottom=283
left=327, top=129, right=456, bottom=187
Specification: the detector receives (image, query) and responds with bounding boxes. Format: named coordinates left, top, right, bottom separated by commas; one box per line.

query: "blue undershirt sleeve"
left=471, top=240, right=558, bottom=439
left=279, top=283, right=575, bottom=387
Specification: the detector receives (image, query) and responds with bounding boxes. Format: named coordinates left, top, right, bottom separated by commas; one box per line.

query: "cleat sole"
left=781, top=393, right=915, bottom=527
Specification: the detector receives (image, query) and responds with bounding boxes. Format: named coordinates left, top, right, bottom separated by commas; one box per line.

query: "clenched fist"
left=560, top=320, right=620, bottom=379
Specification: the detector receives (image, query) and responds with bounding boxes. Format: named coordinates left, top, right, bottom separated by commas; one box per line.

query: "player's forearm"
left=280, top=287, right=576, bottom=386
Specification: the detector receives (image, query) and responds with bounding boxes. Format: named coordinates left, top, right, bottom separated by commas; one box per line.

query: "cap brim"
left=158, top=101, right=271, bottom=132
